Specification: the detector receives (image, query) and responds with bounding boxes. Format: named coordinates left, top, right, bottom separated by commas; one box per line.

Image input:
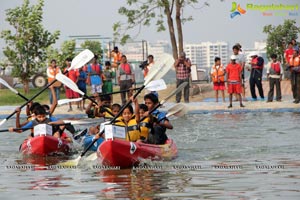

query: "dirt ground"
left=0, top=79, right=299, bottom=116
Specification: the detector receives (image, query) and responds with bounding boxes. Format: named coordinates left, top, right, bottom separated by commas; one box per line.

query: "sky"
left=0, top=0, right=300, bottom=58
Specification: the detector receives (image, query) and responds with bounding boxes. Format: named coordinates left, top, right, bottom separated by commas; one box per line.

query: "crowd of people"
left=7, top=40, right=300, bottom=147
left=210, top=40, right=300, bottom=107
left=8, top=46, right=177, bottom=147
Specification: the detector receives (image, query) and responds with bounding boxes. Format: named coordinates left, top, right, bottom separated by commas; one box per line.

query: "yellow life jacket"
left=139, top=117, right=151, bottom=140
left=114, top=116, right=140, bottom=142
left=103, top=107, right=114, bottom=121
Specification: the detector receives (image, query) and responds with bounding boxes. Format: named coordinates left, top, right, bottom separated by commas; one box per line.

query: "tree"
left=0, top=0, right=60, bottom=93
left=80, top=40, right=103, bottom=62
left=113, top=0, right=210, bottom=60
left=263, top=19, right=300, bottom=64
left=46, top=40, right=76, bottom=69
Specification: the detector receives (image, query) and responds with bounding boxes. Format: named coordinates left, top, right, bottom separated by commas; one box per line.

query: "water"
left=0, top=112, right=299, bottom=199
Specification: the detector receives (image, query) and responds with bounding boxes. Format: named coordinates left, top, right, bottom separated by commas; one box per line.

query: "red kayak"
left=20, top=135, right=72, bottom=156
left=97, top=139, right=178, bottom=168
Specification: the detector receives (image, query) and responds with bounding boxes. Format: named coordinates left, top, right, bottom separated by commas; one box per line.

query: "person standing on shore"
left=174, top=52, right=192, bottom=103
left=226, top=55, right=245, bottom=108
left=267, top=54, right=283, bottom=102
left=233, top=44, right=247, bottom=101
left=102, top=61, right=115, bottom=100
left=249, top=52, right=265, bottom=101
left=111, top=46, right=122, bottom=69
left=211, top=57, right=226, bottom=102
left=289, top=49, right=300, bottom=104
left=46, top=59, right=61, bottom=104
left=87, top=55, right=103, bottom=101
left=64, top=58, right=80, bottom=112
left=77, top=67, right=87, bottom=110
left=117, top=55, right=135, bottom=105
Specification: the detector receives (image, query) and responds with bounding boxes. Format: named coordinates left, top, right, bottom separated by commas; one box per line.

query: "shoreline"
left=1, top=98, right=299, bottom=118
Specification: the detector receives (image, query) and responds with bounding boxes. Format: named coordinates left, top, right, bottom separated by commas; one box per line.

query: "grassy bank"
left=0, top=88, right=67, bottom=106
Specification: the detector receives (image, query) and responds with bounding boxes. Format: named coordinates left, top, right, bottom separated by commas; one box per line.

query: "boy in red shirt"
left=226, top=55, right=245, bottom=108
left=64, top=58, right=80, bottom=112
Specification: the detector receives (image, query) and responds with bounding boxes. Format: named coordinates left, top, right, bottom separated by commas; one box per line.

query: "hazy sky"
left=0, top=0, right=299, bottom=57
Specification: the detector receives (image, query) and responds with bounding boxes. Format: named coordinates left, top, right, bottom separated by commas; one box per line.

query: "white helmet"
left=249, top=51, right=258, bottom=57
left=230, top=55, right=237, bottom=60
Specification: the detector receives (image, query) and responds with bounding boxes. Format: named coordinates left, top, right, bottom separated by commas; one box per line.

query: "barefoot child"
left=226, top=55, right=245, bottom=108
left=211, top=57, right=226, bottom=102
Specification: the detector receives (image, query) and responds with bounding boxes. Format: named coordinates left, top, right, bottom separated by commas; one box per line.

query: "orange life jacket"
left=113, top=52, right=122, bottom=63
left=289, top=56, right=300, bottom=67
left=47, top=66, right=62, bottom=87
left=211, top=65, right=225, bottom=83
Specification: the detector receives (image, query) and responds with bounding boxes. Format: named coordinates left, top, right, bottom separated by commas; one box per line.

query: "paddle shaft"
left=0, top=122, right=71, bottom=133
left=3, top=71, right=69, bottom=121
left=85, top=87, right=141, bottom=99
left=80, top=85, right=145, bottom=157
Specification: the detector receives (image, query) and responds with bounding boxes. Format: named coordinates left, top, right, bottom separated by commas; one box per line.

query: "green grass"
left=0, top=88, right=67, bottom=106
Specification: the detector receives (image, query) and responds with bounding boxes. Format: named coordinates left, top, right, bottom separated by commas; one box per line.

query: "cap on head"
left=230, top=55, right=237, bottom=60
left=249, top=52, right=258, bottom=57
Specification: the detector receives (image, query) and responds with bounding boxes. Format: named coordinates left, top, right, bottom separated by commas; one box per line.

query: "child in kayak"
left=94, top=95, right=114, bottom=121
left=114, top=97, right=140, bottom=142
left=144, top=93, right=173, bottom=144
left=82, top=125, right=104, bottom=152
left=111, top=103, right=121, bottom=116
left=139, top=103, right=152, bottom=141
left=9, top=105, right=72, bottom=142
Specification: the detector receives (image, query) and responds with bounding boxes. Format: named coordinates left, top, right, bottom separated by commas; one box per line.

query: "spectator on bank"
left=77, top=67, right=87, bottom=110
left=267, top=54, right=283, bottom=102
left=226, top=55, right=245, bottom=108
left=248, top=52, right=265, bottom=101
left=288, top=49, right=300, bottom=103
left=87, top=55, right=103, bottom=101
left=111, top=46, right=122, bottom=68
left=117, top=55, right=135, bottom=105
left=102, top=61, right=115, bottom=100
left=233, top=44, right=247, bottom=101
left=211, top=57, right=226, bottom=102
left=46, top=59, right=61, bottom=104
left=174, top=52, right=192, bottom=103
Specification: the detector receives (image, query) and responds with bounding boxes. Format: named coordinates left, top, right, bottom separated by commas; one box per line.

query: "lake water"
left=0, top=112, right=299, bottom=199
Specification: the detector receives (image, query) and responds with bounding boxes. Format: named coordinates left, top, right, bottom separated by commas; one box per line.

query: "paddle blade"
left=145, top=79, right=167, bottom=91
left=0, top=78, right=18, bottom=94
left=166, top=103, right=187, bottom=118
left=70, top=49, right=94, bottom=70
left=56, top=73, right=84, bottom=95
left=58, top=98, right=83, bottom=105
left=0, top=119, right=7, bottom=127
left=58, top=156, right=81, bottom=167
left=85, top=153, right=97, bottom=161
left=144, top=54, right=174, bottom=85
left=161, top=82, right=188, bottom=104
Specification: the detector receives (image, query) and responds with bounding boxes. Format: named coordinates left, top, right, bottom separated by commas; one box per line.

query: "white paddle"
left=84, top=103, right=187, bottom=162
left=58, top=54, right=174, bottom=167
left=57, top=79, right=167, bottom=105
left=0, top=78, right=28, bottom=101
left=0, top=49, right=94, bottom=127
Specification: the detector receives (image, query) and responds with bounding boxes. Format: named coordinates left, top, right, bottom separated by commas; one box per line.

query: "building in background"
left=185, top=42, right=229, bottom=70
